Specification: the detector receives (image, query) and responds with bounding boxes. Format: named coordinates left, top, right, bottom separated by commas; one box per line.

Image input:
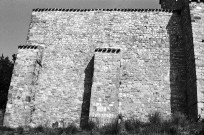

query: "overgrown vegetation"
left=1, top=112, right=204, bottom=135
left=0, top=54, right=16, bottom=110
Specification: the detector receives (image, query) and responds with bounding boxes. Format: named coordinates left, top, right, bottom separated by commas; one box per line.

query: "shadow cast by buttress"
left=80, top=56, right=94, bottom=129
left=167, top=10, right=197, bottom=119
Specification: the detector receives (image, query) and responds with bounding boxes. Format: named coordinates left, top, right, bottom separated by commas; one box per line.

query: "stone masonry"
left=190, top=2, right=204, bottom=118
left=3, top=0, right=204, bottom=128
left=89, top=48, right=121, bottom=125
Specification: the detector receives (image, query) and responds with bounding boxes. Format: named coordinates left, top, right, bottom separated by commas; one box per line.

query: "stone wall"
left=180, top=0, right=198, bottom=119
left=4, top=8, right=188, bottom=127
left=90, top=48, right=121, bottom=125
left=3, top=45, right=41, bottom=128
left=161, top=0, right=204, bottom=119
left=190, top=2, right=204, bottom=118
left=160, top=0, right=199, bottom=119
left=118, top=11, right=186, bottom=120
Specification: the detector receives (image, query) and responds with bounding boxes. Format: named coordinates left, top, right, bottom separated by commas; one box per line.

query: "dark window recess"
left=95, top=48, right=99, bottom=52
left=95, top=48, right=121, bottom=53
left=111, top=49, right=116, bottom=53
left=191, top=19, right=196, bottom=22
left=193, top=16, right=201, bottom=20
left=202, top=39, right=204, bottom=42
left=102, top=48, right=107, bottom=52
left=116, top=49, right=120, bottom=53
left=107, top=49, right=111, bottom=53
left=98, top=49, right=102, bottom=52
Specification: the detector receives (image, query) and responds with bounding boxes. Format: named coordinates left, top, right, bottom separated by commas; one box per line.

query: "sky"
left=0, top=0, right=160, bottom=59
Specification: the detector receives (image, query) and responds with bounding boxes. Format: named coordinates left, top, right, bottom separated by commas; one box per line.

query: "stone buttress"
left=89, top=48, right=121, bottom=125
left=3, top=45, right=43, bottom=128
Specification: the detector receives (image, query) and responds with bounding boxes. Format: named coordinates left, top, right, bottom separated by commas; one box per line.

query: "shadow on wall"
left=167, top=11, right=197, bottom=118
left=0, top=109, right=5, bottom=126
left=80, top=10, right=198, bottom=128
left=80, top=56, right=94, bottom=129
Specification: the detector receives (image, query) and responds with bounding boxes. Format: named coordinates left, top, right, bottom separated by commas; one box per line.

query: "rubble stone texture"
left=89, top=48, right=121, bottom=125
left=190, top=2, right=204, bottom=118
left=3, top=0, right=204, bottom=128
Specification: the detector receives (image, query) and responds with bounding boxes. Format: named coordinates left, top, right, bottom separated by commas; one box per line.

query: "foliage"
left=32, top=125, right=44, bottom=132
left=124, top=118, right=144, bottom=134
left=1, top=112, right=204, bottom=135
left=148, top=112, right=162, bottom=125
left=15, top=126, right=24, bottom=134
left=98, top=118, right=119, bottom=135
left=63, top=123, right=78, bottom=134
left=0, top=126, right=14, bottom=132
left=0, top=54, right=16, bottom=110
left=23, top=122, right=77, bottom=134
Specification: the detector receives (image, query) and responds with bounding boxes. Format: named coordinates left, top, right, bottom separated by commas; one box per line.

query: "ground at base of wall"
left=0, top=112, right=203, bottom=135
left=0, top=130, right=203, bottom=135
left=1, top=116, right=204, bottom=135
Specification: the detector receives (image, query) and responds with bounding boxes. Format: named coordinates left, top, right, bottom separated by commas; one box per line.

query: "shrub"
left=39, top=127, right=63, bottom=135
left=15, top=126, right=24, bottom=134
left=63, top=123, right=78, bottom=134
left=44, top=128, right=57, bottom=135
left=0, top=126, right=14, bottom=132
left=124, top=118, right=143, bottom=133
left=171, top=112, right=189, bottom=127
left=144, top=112, right=180, bottom=134
left=87, top=119, right=97, bottom=131
left=159, top=120, right=178, bottom=135
left=187, top=121, right=204, bottom=135
left=170, top=112, right=190, bottom=134
left=53, top=127, right=64, bottom=135
left=99, top=119, right=118, bottom=135
left=32, top=125, right=44, bottom=133
left=148, top=112, right=162, bottom=125
left=142, top=124, right=161, bottom=135
left=29, top=126, right=58, bottom=135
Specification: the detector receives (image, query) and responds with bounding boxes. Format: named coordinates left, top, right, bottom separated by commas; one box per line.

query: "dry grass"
left=0, top=112, right=204, bottom=135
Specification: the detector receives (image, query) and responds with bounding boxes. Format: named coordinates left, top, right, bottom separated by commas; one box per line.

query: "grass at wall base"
left=0, top=112, right=204, bottom=135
